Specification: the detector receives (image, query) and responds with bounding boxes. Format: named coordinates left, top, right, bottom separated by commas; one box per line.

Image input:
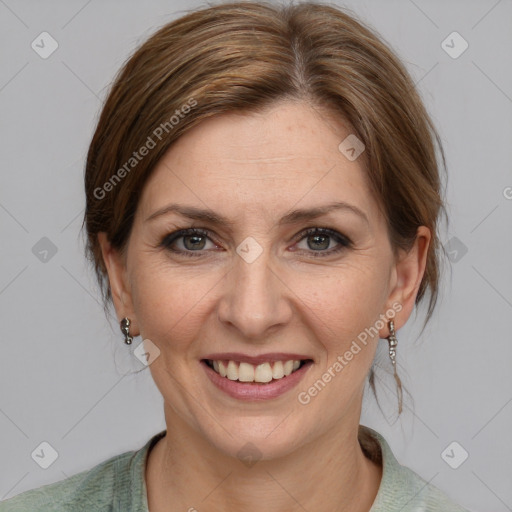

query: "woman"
left=1, top=2, right=471, bottom=511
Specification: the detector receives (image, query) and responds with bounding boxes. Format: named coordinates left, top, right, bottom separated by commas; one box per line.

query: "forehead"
left=138, top=101, right=379, bottom=225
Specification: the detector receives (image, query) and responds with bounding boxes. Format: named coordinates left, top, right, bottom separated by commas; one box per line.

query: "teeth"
left=254, top=363, right=273, bottom=383
left=283, top=360, right=294, bottom=376
left=227, top=360, right=238, bottom=381
left=218, top=360, right=227, bottom=377
left=238, top=362, right=254, bottom=382
left=272, top=361, right=284, bottom=379
left=209, top=359, right=304, bottom=383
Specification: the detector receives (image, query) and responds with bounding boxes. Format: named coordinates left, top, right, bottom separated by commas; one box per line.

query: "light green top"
left=0, top=425, right=471, bottom=511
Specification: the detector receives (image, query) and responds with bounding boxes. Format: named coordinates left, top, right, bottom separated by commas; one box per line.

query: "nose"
left=217, top=247, right=293, bottom=341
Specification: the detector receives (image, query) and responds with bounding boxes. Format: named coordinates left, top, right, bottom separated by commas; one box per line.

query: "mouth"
left=202, top=358, right=313, bottom=384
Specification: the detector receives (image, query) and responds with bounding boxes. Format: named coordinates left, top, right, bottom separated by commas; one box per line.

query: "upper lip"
left=202, top=352, right=314, bottom=365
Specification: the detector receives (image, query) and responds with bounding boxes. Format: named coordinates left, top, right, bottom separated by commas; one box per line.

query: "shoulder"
left=0, top=431, right=165, bottom=512
left=0, top=457, right=116, bottom=511
left=0, top=451, right=127, bottom=511
left=360, top=425, right=472, bottom=512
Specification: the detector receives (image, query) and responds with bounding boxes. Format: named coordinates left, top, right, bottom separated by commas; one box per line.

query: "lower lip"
left=201, top=360, right=313, bottom=401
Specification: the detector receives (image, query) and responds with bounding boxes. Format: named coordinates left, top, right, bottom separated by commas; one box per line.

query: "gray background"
left=1, top=1, right=511, bottom=510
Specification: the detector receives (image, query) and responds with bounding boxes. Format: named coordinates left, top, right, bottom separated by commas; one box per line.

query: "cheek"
left=290, top=260, right=389, bottom=367
left=129, top=244, right=391, bottom=360
left=129, top=257, right=222, bottom=351
left=300, top=259, right=387, bottom=325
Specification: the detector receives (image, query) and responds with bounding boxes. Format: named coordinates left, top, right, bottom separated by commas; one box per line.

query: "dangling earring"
left=387, top=320, right=403, bottom=414
left=120, top=317, right=133, bottom=345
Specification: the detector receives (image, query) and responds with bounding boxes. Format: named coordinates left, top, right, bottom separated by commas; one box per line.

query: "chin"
left=197, top=414, right=310, bottom=463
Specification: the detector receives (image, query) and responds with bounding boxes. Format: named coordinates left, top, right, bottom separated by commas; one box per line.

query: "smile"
left=200, top=357, right=314, bottom=401
left=204, top=359, right=310, bottom=383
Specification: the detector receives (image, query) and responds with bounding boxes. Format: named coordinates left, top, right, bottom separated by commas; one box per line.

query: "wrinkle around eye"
left=145, top=215, right=375, bottom=257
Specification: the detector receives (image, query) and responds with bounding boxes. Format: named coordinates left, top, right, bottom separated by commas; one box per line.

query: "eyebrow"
left=145, top=201, right=369, bottom=227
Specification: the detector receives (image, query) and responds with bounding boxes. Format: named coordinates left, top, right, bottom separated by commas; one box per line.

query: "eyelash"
left=159, top=227, right=352, bottom=258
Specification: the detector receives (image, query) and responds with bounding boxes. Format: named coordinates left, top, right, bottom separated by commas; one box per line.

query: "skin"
left=98, top=99, right=430, bottom=512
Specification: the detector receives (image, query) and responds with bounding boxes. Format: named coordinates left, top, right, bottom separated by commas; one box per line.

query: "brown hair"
left=82, top=1, right=448, bottom=418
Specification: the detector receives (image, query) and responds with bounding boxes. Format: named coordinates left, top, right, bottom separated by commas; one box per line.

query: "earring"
left=120, top=317, right=133, bottom=345
left=387, top=320, right=398, bottom=366
left=387, top=320, right=403, bottom=414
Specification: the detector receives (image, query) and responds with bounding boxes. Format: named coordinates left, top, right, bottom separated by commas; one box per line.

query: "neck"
left=146, top=410, right=382, bottom=512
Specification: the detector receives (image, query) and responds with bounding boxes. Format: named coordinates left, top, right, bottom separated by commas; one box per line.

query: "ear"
left=379, top=226, right=431, bottom=337
left=97, top=232, right=139, bottom=336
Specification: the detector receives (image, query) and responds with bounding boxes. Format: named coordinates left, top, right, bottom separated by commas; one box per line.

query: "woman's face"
left=102, top=100, right=427, bottom=460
